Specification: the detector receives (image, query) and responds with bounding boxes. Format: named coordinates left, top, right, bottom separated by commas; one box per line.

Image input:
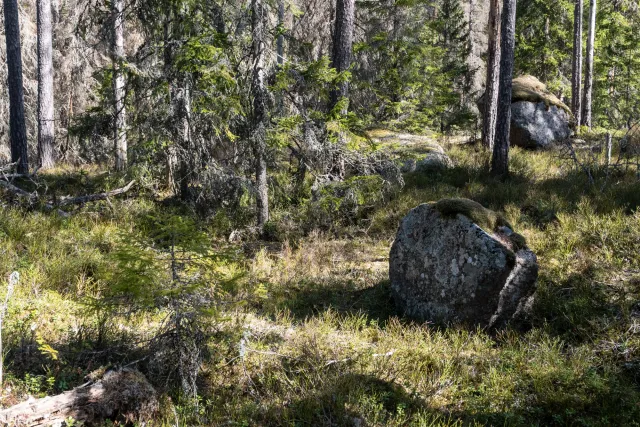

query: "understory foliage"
left=1, top=143, right=640, bottom=424
left=353, top=0, right=475, bottom=133
left=2, top=0, right=640, bottom=423
left=97, top=214, right=236, bottom=398
left=8, top=0, right=480, bottom=213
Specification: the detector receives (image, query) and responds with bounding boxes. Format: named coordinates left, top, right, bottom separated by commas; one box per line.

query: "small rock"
left=400, top=152, right=454, bottom=173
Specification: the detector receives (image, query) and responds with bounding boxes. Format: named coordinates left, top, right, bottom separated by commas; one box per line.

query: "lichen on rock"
left=389, top=200, right=538, bottom=329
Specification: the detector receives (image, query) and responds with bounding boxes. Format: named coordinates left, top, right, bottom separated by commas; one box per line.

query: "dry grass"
left=1, top=140, right=640, bottom=425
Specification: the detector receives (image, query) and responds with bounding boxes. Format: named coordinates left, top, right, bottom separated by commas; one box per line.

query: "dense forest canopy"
left=0, top=0, right=640, bottom=425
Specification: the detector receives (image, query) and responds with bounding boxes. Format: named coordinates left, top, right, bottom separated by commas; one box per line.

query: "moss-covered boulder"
left=389, top=198, right=538, bottom=329
left=479, top=75, right=573, bottom=149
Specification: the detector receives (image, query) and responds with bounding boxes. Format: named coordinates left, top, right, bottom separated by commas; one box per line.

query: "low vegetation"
left=1, top=136, right=639, bottom=425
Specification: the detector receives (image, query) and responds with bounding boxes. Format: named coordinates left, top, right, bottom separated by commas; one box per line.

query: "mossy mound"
left=434, top=198, right=512, bottom=232
left=512, top=75, right=573, bottom=118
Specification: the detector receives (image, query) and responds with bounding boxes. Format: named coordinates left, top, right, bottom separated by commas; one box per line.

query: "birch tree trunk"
left=482, top=0, right=502, bottom=150
left=37, top=0, right=55, bottom=169
left=582, top=0, right=596, bottom=129
left=329, top=0, right=355, bottom=113
left=113, top=0, right=127, bottom=171
left=252, top=0, right=269, bottom=228
left=3, top=0, right=29, bottom=174
left=571, top=0, right=583, bottom=128
left=491, top=0, right=517, bottom=177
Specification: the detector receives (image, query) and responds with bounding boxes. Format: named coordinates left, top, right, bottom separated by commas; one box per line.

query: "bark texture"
left=0, top=368, right=158, bottom=426
left=330, top=0, right=355, bottom=113
left=571, top=0, right=583, bottom=127
left=482, top=0, right=502, bottom=150
left=277, top=0, right=285, bottom=68
left=252, top=0, right=269, bottom=228
left=582, top=0, right=596, bottom=128
left=37, top=0, right=55, bottom=169
left=113, top=0, right=127, bottom=171
left=3, top=0, right=29, bottom=174
left=491, top=0, right=517, bottom=177
left=163, top=13, right=192, bottom=199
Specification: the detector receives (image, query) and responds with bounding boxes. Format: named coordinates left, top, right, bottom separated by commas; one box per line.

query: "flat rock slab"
left=389, top=201, right=538, bottom=329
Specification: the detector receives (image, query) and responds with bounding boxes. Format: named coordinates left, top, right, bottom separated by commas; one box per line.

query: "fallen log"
left=0, top=180, right=36, bottom=202
left=0, top=163, right=17, bottom=174
left=0, top=180, right=135, bottom=215
left=0, top=368, right=158, bottom=426
left=57, top=180, right=135, bottom=207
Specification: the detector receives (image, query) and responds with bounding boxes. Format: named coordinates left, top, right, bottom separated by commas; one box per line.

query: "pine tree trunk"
left=571, top=0, right=583, bottom=127
left=482, top=0, right=502, bottom=150
left=37, top=0, right=55, bottom=169
left=491, top=0, right=517, bottom=177
left=276, top=0, right=285, bottom=114
left=252, top=0, right=269, bottom=228
left=542, top=16, right=549, bottom=81
left=163, top=15, right=192, bottom=199
left=113, top=0, right=127, bottom=171
left=582, top=0, right=596, bottom=128
left=329, top=0, right=355, bottom=113
left=3, top=0, right=29, bottom=174
left=176, top=81, right=192, bottom=199
left=277, top=0, right=285, bottom=68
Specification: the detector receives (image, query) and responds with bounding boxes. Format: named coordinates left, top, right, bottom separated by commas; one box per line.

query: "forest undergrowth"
left=1, top=136, right=640, bottom=426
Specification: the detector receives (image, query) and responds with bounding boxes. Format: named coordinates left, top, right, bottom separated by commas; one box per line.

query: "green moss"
left=510, top=232, right=528, bottom=251
left=434, top=198, right=512, bottom=232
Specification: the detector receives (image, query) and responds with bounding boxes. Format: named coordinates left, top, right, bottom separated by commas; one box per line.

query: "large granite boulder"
left=478, top=75, right=574, bottom=149
left=510, top=101, right=572, bottom=149
left=389, top=199, right=538, bottom=329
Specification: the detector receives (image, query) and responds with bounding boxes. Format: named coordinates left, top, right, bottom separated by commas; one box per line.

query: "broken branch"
left=57, top=180, right=136, bottom=207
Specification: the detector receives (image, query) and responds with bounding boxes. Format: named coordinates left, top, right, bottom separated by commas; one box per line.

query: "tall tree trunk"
left=163, top=13, right=192, bottom=199
left=277, top=0, right=285, bottom=68
left=252, top=0, right=269, bottom=228
left=3, top=0, right=29, bottom=174
left=163, top=19, right=178, bottom=194
left=490, top=0, right=517, bottom=177
left=482, top=0, right=502, bottom=150
left=542, top=16, right=549, bottom=81
left=175, top=81, right=192, bottom=199
left=582, top=0, right=596, bottom=128
left=276, top=0, right=285, bottom=114
left=112, top=0, right=127, bottom=171
left=329, top=0, right=355, bottom=113
left=37, top=0, right=55, bottom=169
left=571, top=0, right=583, bottom=128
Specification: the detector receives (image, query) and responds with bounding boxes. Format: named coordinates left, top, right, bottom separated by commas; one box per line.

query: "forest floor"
left=1, top=132, right=640, bottom=426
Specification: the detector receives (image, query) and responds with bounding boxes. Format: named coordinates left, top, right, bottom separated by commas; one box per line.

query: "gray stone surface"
left=389, top=203, right=538, bottom=328
left=400, top=152, right=453, bottom=173
left=510, top=101, right=572, bottom=149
